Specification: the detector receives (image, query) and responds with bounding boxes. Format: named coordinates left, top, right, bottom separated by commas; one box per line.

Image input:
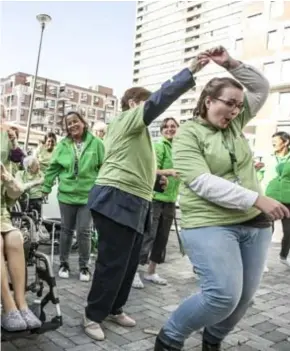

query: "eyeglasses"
left=215, top=98, right=244, bottom=113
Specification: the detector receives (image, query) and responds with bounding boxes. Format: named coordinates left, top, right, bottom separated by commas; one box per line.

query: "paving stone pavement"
left=2, top=231, right=290, bottom=351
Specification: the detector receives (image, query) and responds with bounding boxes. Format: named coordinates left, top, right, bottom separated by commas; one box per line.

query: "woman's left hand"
left=203, top=46, right=240, bottom=70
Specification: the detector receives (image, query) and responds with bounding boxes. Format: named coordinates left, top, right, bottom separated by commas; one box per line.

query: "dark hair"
left=44, top=132, right=57, bottom=144
left=193, top=77, right=244, bottom=119
left=272, top=131, right=290, bottom=144
left=9, top=126, right=19, bottom=139
left=160, top=117, right=179, bottom=132
left=63, top=111, right=88, bottom=137
left=121, top=87, right=151, bottom=111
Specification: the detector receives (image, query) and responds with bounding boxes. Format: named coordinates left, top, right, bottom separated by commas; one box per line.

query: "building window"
left=36, top=82, right=42, bottom=91
left=247, top=13, right=262, bottom=28
left=279, top=92, right=290, bottom=120
left=48, top=100, right=56, bottom=108
left=281, top=59, right=290, bottom=81
left=267, top=30, right=279, bottom=50
left=269, top=0, right=284, bottom=18
left=49, top=86, right=57, bottom=96
left=93, top=96, right=100, bottom=105
left=263, top=62, right=276, bottom=82
left=283, top=26, right=290, bottom=46
left=88, top=108, right=95, bottom=116
left=235, top=38, right=243, bottom=55
left=80, top=93, right=87, bottom=102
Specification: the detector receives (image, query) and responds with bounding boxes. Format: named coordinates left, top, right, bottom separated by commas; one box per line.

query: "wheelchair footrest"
left=1, top=316, right=62, bottom=341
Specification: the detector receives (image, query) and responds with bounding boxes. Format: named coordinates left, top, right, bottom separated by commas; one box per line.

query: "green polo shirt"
left=96, top=106, right=156, bottom=201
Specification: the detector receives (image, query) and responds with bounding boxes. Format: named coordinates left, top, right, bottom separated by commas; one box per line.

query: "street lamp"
left=24, top=14, right=52, bottom=151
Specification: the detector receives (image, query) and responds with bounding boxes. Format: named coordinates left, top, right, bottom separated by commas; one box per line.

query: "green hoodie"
left=261, top=152, right=290, bottom=204
left=42, top=132, right=104, bottom=205
left=154, top=137, right=180, bottom=203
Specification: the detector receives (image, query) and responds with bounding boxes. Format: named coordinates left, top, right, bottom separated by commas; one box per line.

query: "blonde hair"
left=23, top=156, right=39, bottom=171
left=93, top=121, right=107, bottom=133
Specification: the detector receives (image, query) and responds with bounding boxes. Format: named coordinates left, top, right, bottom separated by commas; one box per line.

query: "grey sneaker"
left=20, top=308, right=42, bottom=329
left=1, top=310, right=27, bottom=331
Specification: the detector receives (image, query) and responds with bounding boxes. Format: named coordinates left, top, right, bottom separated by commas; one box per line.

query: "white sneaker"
left=144, top=273, right=167, bottom=285
left=280, top=257, right=290, bottom=267
left=80, top=268, right=91, bottom=282
left=58, top=264, right=70, bottom=279
left=132, top=272, right=144, bottom=289
left=263, top=266, right=269, bottom=273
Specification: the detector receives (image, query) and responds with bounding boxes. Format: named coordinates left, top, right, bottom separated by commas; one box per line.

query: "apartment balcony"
left=31, top=114, right=47, bottom=125
left=34, top=100, right=48, bottom=111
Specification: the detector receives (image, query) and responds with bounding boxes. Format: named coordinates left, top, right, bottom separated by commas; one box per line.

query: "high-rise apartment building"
left=132, top=1, right=290, bottom=156
left=0, top=72, right=118, bottom=135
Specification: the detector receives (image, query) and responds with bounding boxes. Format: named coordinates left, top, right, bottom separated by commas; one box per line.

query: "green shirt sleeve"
left=42, top=144, right=62, bottom=194
left=173, top=126, right=211, bottom=186
left=154, top=142, right=165, bottom=169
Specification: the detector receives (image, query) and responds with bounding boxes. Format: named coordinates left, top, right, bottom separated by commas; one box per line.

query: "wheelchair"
left=1, top=199, right=63, bottom=341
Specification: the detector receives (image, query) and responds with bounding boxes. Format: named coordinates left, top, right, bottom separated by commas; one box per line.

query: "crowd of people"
left=1, top=46, right=290, bottom=351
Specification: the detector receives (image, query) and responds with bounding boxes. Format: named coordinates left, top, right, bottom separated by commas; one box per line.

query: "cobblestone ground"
left=2, top=232, right=290, bottom=351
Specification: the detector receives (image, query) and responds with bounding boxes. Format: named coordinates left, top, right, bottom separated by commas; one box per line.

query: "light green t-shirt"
left=96, top=106, right=156, bottom=201
left=173, top=100, right=262, bottom=229
left=36, top=146, right=54, bottom=173
left=15, top=170, right=44, bottom=199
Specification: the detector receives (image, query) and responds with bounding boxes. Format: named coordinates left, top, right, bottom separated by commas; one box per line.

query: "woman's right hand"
left=254, top=195, right=290, bottom=221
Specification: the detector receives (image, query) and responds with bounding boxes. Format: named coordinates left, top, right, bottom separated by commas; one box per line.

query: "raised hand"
left=189, top=53, right=210, bottom=74
left=202, top=46, right=240, bottom=70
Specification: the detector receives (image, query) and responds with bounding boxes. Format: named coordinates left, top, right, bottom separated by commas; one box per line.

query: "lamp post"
left=24, top=14, right=52, bottom=151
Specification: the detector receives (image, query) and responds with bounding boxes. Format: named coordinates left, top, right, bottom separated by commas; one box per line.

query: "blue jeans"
left=161, top=225, right=272, bottom=347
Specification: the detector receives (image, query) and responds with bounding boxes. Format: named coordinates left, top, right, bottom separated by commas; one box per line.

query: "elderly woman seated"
left=15, top=156, right=44, bottom=217
left=1, top=162, right=42, bottom=331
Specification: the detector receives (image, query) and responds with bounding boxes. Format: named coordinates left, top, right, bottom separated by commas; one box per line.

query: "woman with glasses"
left=154, top=46, right=289, bottom=351
left=42, top=112, right=104, bottom=282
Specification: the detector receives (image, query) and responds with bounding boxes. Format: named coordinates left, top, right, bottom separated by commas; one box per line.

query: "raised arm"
left=143, top=57, right=209, bottom=125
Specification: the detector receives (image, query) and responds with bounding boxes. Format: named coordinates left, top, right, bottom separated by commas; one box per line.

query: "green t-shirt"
left=15, top=170, right=44, bottom=199
left=173, top=99, right=261, bottom=229
left=153, top=138, right=180, bottom=203
left=36, top=146, right=54, bottom=173
left=96, top=106, right=156, bottom=201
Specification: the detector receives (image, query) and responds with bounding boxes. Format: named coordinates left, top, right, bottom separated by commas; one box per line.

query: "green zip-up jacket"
left=260, top=152, right=290, bottom=204
left=154, top=137, right=180, bottom=203
left=42, top=132, right=104, bottom=205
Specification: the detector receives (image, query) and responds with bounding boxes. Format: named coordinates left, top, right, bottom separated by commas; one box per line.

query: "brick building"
left=0, top=72, right=118, bottom=135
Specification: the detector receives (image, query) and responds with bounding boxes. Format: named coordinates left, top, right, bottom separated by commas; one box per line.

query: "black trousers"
left=85, top=212, right=143, bottom=323
left=139, top=201, right=175, bottom=265
left=280, top=216, right=290, bottom=259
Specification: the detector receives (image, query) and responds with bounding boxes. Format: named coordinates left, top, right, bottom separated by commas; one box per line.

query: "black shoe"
left=202, top=339, right=221, bottom=351
left=154, top=336, right=182, bottom=351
